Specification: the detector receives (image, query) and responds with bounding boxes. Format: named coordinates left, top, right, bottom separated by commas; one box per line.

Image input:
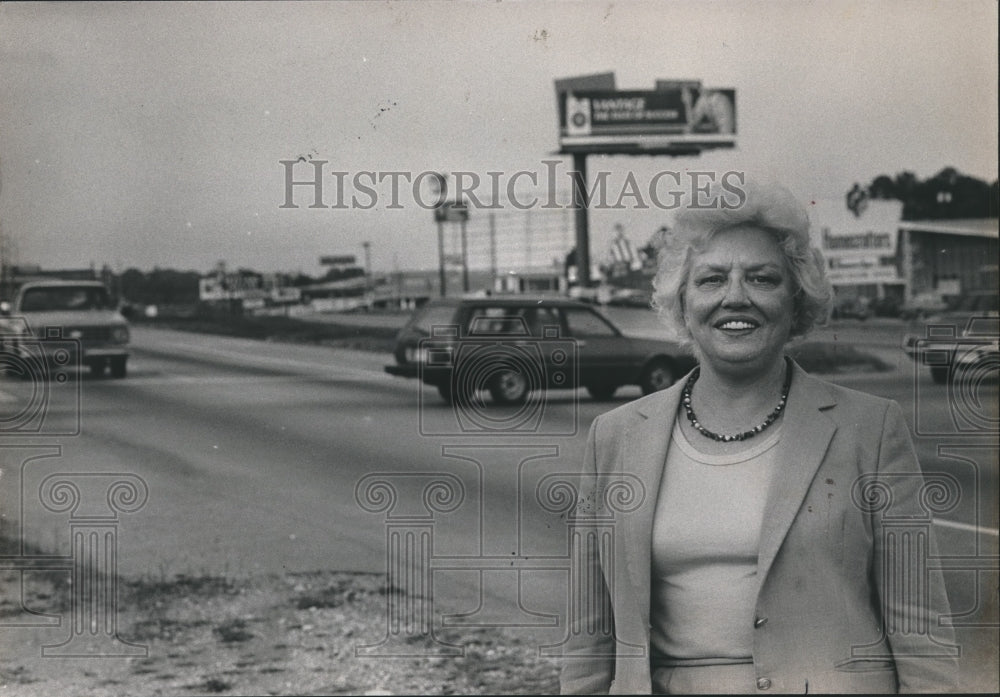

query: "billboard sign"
left=558, top=79, right=736, bottom=154
left=320, top=255, right=357, bottom=266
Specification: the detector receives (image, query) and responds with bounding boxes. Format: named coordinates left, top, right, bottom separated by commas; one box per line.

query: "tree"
left=863, top=168, right=997, bottom=221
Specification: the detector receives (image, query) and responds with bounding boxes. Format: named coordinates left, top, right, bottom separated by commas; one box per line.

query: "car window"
left=466, top=306, right=532, bottom=336
left=563, top=307, right=617, bottom=337
left=19, top=286, right=111, bottom=312
left=974, top=294, right=999, bottom=313
left=409, top=303, right=458, bottom=335
left=530, top=307, right=563, bottom=337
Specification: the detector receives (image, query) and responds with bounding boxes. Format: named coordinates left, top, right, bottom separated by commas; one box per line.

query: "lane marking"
left=133, top=342, right=387, bottom=379
left=934, top=518, right=1000, bottom=537
left=89, top=372, right=395, bottom=387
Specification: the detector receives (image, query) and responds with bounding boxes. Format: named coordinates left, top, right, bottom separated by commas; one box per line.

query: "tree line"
left=862, top=167, right=998, bottom=220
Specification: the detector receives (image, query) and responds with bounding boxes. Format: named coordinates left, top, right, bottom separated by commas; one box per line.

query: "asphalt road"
left=0, top=323, right=996, bottom=687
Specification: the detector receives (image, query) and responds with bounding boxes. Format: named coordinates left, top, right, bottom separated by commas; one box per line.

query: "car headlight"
left=112, top=326, right=130, bottom=344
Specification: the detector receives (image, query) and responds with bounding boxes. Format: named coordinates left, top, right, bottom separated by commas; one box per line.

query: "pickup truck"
left=0, top=280, right=130, bottom=378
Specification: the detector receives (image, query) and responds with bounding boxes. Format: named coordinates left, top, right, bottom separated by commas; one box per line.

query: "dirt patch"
left=0, top=568, right=560, bottom=696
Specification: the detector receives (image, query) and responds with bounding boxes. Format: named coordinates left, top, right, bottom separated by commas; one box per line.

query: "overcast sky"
left=1, top=1, right=997, bottom=276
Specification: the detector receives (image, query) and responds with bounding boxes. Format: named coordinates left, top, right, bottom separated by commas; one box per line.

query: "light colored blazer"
left=560, top=361, right=959, bottom=694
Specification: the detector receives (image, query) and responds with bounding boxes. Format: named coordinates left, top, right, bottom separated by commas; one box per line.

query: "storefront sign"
left=811, top=199, right=902, bottom=263
left=826, top=264, right=902, bottom=285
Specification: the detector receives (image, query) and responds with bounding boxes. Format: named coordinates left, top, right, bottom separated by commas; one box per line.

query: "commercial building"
left=811, top=199, right=998, bottom=309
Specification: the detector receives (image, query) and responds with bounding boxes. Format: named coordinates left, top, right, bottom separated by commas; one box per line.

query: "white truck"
left=0, top=279, right=130, bottom=378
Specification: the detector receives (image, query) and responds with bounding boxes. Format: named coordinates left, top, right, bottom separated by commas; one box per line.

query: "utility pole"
left=488, top=211, right=497, bottom=293
left=362, top=241, right=372, bottom=308
left=460, top=214, right=469, bottom=293
left=436, top=220, right=447, bottom=297
left=525, top=208, right=532, bottom=269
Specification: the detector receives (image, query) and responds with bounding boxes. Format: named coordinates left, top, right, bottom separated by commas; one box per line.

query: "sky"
left=1, top=1, right=997, bottom=277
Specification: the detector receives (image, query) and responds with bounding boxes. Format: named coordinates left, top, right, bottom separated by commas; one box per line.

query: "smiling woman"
left=560, top=179, right=959, bottom=694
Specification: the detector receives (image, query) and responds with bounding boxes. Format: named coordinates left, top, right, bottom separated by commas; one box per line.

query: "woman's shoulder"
left=592, top=382, right=683, bottom=427
left=793, top=364, right=900, bottom=416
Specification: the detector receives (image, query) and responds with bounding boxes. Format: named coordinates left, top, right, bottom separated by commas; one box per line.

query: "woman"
left=559, top=180, right=958, bottom=694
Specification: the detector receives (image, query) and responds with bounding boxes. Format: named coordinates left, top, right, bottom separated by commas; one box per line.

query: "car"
left=606, top=287, right=654, bottom=309
left=0, top=280, right=131, bottom=378
left=830, top=296, right=870, bottom=320
left=902, top=291, right=999, bottom=384
left=899, top=292, right=949, bottom=320
left=384, top=295, right=696, bottom=403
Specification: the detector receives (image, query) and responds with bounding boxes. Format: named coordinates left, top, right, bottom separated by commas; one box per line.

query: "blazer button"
left=754, top=616, right=768, bottom=628
left=756, top=677, right=772, bottom=690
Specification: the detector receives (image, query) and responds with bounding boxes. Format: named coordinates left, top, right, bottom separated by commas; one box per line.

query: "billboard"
left=320, top=255, right=357, bottom=266
left=557, top=79, right=736, bottom=154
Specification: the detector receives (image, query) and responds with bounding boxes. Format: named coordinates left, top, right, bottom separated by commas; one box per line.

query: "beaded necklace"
left=681, top=359, right=792, bottom=442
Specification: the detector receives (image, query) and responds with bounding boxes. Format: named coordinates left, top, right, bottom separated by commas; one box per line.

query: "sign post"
left=570, top=153, right=591, bottom=288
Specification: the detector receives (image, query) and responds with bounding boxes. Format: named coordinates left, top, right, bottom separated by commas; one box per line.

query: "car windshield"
left=19, top=286, right=112, bottom=312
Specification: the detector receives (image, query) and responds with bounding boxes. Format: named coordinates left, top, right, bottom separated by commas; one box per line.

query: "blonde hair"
left=651, top=178, right=833, bottom=346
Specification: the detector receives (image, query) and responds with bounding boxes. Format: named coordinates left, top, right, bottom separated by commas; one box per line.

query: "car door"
left=524, top=305, right=576, bottom=390
left=560, top=306, right=633, bottom=386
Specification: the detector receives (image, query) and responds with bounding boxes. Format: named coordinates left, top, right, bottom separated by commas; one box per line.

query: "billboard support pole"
left=436, top=220, right=447, bottom=297
left=571, top=152, right=591, bottom=288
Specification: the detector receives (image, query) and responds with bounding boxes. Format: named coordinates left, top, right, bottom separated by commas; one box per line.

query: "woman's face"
left=683, top=225, right=796, bottom=377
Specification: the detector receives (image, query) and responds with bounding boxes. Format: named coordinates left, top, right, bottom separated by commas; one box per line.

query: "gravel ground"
left=0, top=568, right=560, bottom=696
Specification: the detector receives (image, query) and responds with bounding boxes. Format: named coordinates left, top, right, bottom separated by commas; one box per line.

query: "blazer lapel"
left=757, top=361, right=838, bottom=583
left=619, top=380, right=685, bottom=629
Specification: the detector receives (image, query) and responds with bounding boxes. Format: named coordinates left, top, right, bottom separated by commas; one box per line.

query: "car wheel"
left=587, top=384, right=618, bottom=401
left=438, top=380, right=477, bottom=406
left=489, top=369, right=529, bottom=405
left=110, top=357, right=127, bottom=379
left=640, top=359, right=675, bottom=395
left=930, top=365, right=949, bottom=385
left=436, top=382, right=454, bottom=404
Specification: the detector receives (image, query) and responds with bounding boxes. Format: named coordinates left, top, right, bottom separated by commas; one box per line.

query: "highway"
left=0, top=322, right=996, bottom=685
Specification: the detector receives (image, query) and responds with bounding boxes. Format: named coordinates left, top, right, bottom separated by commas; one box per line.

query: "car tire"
left=438, top=380, right=476, bottom=406
left=489, top=369, right=529, bottom=405
left=587, top=384, right=618, bottom=401
left=640, top=359, right=675, bottom=395
left=110, top=357, right=127, bottom=379
left=930, top=365, right=949, bottom=385
left=436, top=382, right=458, bottom=404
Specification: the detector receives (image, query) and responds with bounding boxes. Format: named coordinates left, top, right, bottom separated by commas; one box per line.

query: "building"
left=811, top=199, right=998, bottom=309
left=898, top=218, right=999, bottom=299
